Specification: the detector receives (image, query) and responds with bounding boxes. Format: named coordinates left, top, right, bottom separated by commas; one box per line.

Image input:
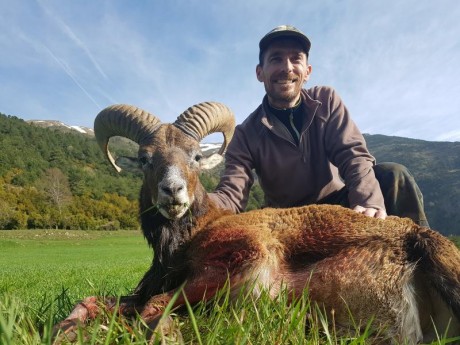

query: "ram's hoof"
left=51, top=319, right=81, bottom=344
left=147, top=315, right=184, bottom=343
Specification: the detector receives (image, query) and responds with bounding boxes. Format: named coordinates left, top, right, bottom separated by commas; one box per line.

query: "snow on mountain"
left=26, top=120, right=222, bottom=152
left=69, top=125, right=90, bottom=134
left=27, top=120, right=94, bottom=136
left=200, top=143, right=223, bottom=154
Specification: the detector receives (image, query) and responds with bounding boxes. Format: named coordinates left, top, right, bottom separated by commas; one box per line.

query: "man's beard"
left=266, top=85, right=302, bottom=107
left=265, top=73, right=303, bottom=106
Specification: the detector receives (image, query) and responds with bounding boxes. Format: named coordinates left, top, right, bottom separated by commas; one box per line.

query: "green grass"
left=0, top=230, right=152, bottom=344
left=0, top=230, right=151, bottom=305
left=0, top=230, right=459, bottom=344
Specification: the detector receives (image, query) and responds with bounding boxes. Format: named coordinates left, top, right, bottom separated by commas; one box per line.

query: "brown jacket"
left=209, top=86, right=385, bottom=213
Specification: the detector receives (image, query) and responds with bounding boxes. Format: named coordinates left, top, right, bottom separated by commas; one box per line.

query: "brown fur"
left=53, top=123, right=460, bottom=344
left=54, top=202, right=460, bottom=343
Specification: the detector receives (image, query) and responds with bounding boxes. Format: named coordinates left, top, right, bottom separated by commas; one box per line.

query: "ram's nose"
left=160, top=184, right=185, bottom=197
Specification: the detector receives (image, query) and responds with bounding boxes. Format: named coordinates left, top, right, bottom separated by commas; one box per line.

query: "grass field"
left=0, top=230, right=152, bottom=344
left=0, top=230, right=151, bottom=305
left=0, top=230, right=458, bottom=344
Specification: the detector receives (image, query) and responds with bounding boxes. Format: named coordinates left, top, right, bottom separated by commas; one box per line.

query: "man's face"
left=256, top=38, right=312, bottom=109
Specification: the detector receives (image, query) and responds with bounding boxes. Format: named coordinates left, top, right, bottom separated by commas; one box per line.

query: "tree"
left=38, top=168, right=73, bottom=223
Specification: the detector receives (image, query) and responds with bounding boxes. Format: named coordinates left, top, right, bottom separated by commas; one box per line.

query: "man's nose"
left=281, top=58, right=294, bottom=72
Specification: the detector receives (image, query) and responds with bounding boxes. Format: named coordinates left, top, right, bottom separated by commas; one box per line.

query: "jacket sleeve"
left=323, top=88, right=386, bottom=210
left=208, top=125, right=255, bottom=213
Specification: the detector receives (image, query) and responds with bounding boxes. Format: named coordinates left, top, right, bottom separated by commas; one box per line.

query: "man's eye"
left=294, top=56, right=304, bottom=62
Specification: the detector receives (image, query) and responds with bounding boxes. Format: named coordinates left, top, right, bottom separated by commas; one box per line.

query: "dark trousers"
left=319, top=162, right=430, bottom=227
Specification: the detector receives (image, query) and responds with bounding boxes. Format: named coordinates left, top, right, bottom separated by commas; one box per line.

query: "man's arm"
left=208, top=126, right=255, bottom=213
left=323, top=88, right=386, bottom=218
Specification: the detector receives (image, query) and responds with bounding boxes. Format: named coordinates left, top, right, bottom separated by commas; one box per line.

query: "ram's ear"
left=114, top=156, right=140, bottom=172
left=200, top=153, right=223, bottom=170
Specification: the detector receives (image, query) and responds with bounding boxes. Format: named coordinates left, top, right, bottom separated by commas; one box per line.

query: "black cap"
left=259, top=25, right=311, bottom=55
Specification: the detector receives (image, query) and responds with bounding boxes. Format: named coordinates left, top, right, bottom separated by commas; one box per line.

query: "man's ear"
left=304, top=64, right=312, bottom=82
left=256, top=64, right=264, bottom=82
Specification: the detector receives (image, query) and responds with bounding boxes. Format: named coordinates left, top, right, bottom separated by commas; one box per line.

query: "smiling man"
left=210, top=25, right=429, bottom=227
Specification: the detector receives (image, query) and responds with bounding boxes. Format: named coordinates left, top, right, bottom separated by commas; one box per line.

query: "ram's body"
left=54, top=103, right=460, bottom=344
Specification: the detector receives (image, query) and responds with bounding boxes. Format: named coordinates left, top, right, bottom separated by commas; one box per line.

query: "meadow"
left=0, top=230, right=458, bottom=344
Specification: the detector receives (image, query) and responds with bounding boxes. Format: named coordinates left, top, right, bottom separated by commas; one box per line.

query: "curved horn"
left=94, top=104, right=162, bottom=172
left=173, top=102, right=235, bottom=155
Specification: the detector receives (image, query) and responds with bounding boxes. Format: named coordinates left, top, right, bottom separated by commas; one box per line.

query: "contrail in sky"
left=36, top=0, right=108, bottom=80
left=43, top=44, right=101, bottom=109
left=6, top=21, right=102, bottom=110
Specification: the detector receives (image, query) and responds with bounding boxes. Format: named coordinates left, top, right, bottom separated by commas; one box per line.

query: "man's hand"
left=352, top=205, right=387, bottom=219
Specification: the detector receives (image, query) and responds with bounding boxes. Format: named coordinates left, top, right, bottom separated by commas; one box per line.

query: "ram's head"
left=94, top=102, right=235, bottom=219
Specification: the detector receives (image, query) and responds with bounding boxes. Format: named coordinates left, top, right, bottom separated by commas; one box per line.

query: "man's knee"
left=373, top=162, right=428, bottom=226
left=373, top=162, right=412, bottom=184
left=373, top=162, right=420, bottom=198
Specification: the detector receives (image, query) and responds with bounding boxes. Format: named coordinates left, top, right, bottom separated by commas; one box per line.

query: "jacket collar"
left=300, top=88, right=325, bottom=121
left=260, top=88, right=323, bottom=129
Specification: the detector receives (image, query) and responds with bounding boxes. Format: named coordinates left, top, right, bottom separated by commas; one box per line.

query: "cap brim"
left=259, top=31, right=311, bottom=52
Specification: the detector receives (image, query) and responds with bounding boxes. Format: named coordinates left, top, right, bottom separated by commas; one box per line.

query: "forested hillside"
left=0, top=113, right=141, bottom=230
left=0, top=112, right=458, bottom=234
left=0, top=113, right=262, bottom=231
left=365, top=135, right=460, bottom=235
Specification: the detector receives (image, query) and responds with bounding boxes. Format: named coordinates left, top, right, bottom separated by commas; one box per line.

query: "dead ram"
left=54, top=102, right=460, bottom=344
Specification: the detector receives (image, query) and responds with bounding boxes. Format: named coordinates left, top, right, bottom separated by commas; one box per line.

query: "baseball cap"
left=259, top=25, right=311, bottom=55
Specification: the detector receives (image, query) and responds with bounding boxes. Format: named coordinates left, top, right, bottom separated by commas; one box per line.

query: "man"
left=209, top=25, right=429, bottom=227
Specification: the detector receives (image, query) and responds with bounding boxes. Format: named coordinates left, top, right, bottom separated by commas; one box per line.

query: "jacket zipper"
left=289, top=111, right=301, bottom=143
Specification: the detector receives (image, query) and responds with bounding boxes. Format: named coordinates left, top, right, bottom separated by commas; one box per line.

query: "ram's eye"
left=194, top=154, right=203, bottom=162
left=139, top=156, right=149, bottom=166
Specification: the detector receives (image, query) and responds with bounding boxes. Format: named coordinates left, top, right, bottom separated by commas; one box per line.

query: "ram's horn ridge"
left=174, top=102, right=235, bottom=155
left=94, top=104, right=162, bottom=172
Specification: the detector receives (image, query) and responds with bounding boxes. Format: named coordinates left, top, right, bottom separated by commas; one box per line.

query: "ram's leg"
left=141, top=264, right=264, bottom=329
left=52, top=294, right=140, bottom=343
left=141, top=229, right=271, bottom=333
left=140, top=277, right=223, bottom=329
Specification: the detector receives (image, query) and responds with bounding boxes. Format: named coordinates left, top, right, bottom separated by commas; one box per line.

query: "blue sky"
left=1, top=0, right=459, bottom=142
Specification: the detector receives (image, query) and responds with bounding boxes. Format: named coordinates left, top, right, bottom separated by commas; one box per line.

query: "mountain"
left=27, top=120, right=94, bottom=136
left=364, top=134, right=460, bottom=235
left=27, top=119, right=225, bottom=155
left=1, top=113, right=459, bottom=235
